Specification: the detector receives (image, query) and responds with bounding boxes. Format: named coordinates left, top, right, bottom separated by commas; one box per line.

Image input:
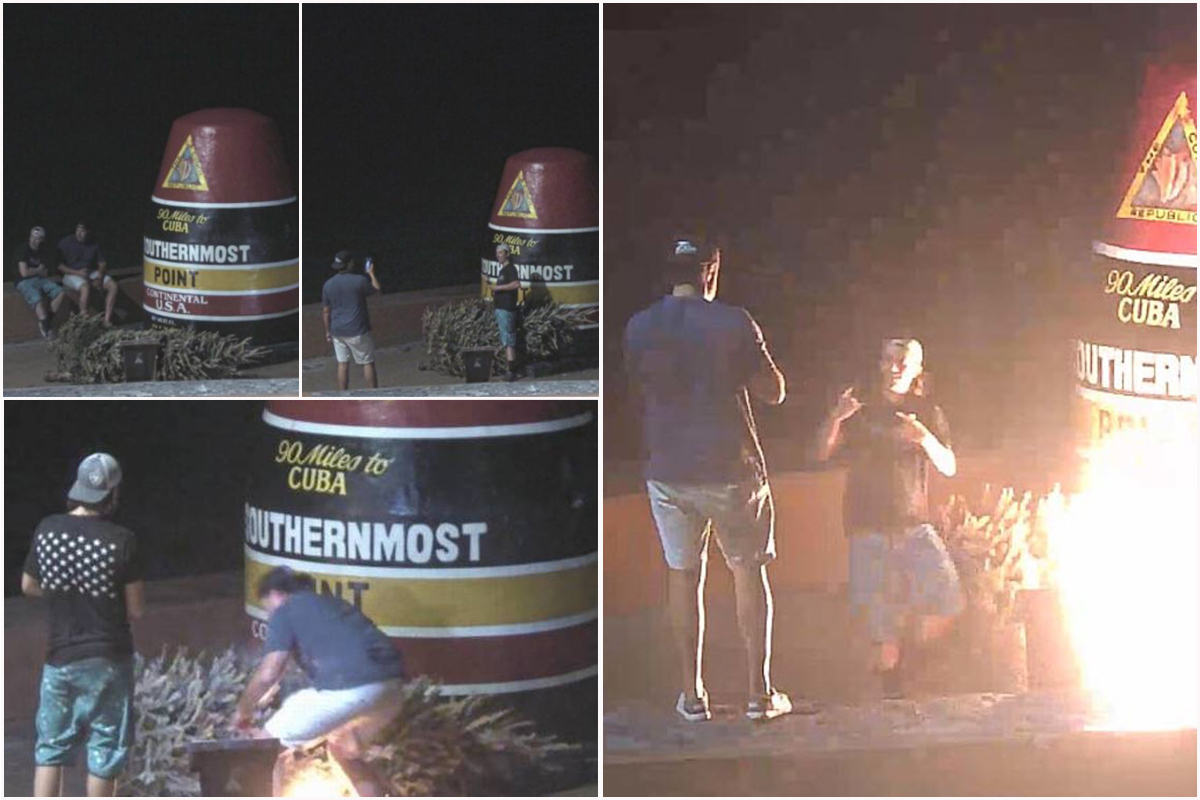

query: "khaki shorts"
left=62, top=272, right=115, bottom=292
left=264, top=678, right=404, bottom=752
left=646, top=479, right=776, bottom=570
left=332, top=333, right=376, bottom=364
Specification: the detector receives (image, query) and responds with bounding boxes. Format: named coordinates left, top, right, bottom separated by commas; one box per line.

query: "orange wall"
left=603, top=450, right=1067, bottom=616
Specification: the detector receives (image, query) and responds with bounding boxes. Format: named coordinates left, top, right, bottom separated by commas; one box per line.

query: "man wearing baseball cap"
left=624, top=235, right=811, bottom=722
left=322, top=249, right=383, bottom=391
left=22, top=453, right=145, bottom=797
left=14, top=225, right=67, bottom=339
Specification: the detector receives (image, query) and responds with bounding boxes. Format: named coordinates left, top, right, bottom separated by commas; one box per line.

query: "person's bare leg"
left=874, top=640, right=901, bottom=671
left=916, top=614, right=955, bottom=645
left=666, top=561, right=706, bottom=700
left=363, top=362, right=378, bottom=389
left=33, top=765, right=63, bottom=796
left=731, top=563, right=772, bottom=698
left=78, top=283, right=91, bottom=315
left=103, top=281, right=118, bottom=325
left=271, top=751, right=290, bottom=797
left=328, top=735, right=384, bottom=797
left=51, top=291, right=65, bottom=315
left=336, top=362, right=350, bottom=391
left=35, top=299, right=49, bottom=322
left=85, top=774, right=115, bottom=797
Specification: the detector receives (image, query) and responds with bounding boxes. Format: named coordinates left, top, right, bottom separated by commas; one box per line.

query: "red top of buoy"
left=266, top=400, right=592, bottom=429
left=488, top=147, right=597, bottom=230
left=1098, top=58, right=1197, bottom=259
left=153, top=108, right=294, bottom=204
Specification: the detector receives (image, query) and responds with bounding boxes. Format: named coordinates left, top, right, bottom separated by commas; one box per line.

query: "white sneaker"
left=675, top=691, right=711, bottom=722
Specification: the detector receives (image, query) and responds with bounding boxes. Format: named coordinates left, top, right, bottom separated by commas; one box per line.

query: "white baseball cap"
left=68, top=453, right=122, bottom=504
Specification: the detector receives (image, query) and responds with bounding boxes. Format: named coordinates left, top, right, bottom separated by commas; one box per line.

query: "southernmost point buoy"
left=481, top=148, right=599, bottom=332
left=244, top=400, right=597, bottom=738
left=1075, top=50, right=1197, bottom=449
left=143, top=108, right=298, bottom=346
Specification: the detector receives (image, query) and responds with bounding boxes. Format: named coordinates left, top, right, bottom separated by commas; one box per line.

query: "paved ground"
left=3, top=338, right=299, bottom=396
left=604, top=591, right=1197, bottom=795
left=301, top=340, right=598, bottom=396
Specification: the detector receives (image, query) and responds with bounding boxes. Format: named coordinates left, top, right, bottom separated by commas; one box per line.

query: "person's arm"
left=94, top=253, right=108, bottom=281
left=895, top=412, right=956, bottom=476
left=366, top=268, right=382, bottom=293
left=234, top=650, right=290, bottom=723
left=322, top=305, right=333, bottom=342
left=17, top=258, right=35, bottom=279
left=125, top=581, right=145, bottom=621
left=21, top=572, right=43, bottom=597
left=815, top=387, right=862, bottom=462
left=745, top=314, right=786, bottom=405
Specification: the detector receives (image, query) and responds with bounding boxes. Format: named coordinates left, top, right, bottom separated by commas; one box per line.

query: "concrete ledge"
left=605, top=708, right=1195, bottom=795
left=309, top=379, right=598, bottom=397
left=301, top=283, right=478, bottom=356
left=5, top=377, right=298, bottom=397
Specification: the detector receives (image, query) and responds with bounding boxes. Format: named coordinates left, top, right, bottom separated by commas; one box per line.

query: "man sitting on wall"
left=14, top=225, right=68, bottom=338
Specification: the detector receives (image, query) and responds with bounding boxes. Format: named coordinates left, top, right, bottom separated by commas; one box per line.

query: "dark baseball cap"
left=331, top=250, right=352, bottom=270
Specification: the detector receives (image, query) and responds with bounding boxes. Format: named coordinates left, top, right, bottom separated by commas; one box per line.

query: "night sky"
left=604, top=4, right=1195, bottom=473
left=3, top=5, right=298, bottom=281
left=4, top=402, right=262, bottom=596
left=302, top=4, right=599, bottom=302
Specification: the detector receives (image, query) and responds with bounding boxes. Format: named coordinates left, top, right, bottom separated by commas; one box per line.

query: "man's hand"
left=232, top=707, right=253, bottom=730
left=894, top=412, right=931, bottom=444
left=832, top=387, right=863, bottom=422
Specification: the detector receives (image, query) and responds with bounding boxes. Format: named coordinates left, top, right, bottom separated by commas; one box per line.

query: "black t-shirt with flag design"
left=22, top=513, right=144, bottom=665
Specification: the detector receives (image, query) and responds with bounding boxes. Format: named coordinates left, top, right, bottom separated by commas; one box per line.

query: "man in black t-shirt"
left=22, top=453, right=145, bottom=797
left=14, top=226, right=67, bottom=338
left=815, top=339, right=962, bottom=698
left=490, top=244, right=522, bottom=381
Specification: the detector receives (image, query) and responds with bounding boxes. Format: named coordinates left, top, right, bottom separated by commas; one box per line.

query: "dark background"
left=4, top=402, right=262, bottom=596
left=3, top=5, right=298, bottom=280
left=604, top=4, right=1196, bottom=480
left=302, top=4, right=598, bottom=303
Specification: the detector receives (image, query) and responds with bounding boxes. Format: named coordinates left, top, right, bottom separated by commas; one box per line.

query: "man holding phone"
left=322, top=250, right=383, bottom=391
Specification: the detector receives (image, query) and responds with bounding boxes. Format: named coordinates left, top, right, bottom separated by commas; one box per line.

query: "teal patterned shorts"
left=35, top=657, right=134, bottom=779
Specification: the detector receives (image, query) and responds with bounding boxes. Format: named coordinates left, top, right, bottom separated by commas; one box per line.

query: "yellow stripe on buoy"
left=143, top=259, right=298, bottom=293
left=244, top=555, right=596, bottom=629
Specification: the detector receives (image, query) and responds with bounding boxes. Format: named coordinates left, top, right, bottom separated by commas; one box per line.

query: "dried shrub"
left=120, top=648, right=577, bottom=797
left=364, top=677, right=579, bottom=796
left=421, top=299, right=592, bottom=376
left=939, top=485, right=1061, bottom=624
left=48, top=315, right=265, bottom=384
left=122, top=647, right=250, bottom=796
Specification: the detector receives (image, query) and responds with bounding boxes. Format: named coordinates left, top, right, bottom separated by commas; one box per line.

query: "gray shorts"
left=646, top=479, right=775, bottom=570
left=848, top=524, right=964, bottom=643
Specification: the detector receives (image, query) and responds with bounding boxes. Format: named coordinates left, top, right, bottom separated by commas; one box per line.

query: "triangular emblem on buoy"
left=1116, top=91, right=1197, bottom=225
left=162, top=135, right=209, bottom=191
left=497, top=170, right=538, bottom=219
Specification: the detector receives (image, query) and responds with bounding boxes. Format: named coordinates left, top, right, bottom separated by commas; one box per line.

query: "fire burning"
left=277, top=746, right=358, bottom=798
left=1046, top=430, right=1198, bottom=731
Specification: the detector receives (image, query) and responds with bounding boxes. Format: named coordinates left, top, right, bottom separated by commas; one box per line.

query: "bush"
left=120, top=647, right=578, bottom=797
left=48, top=315, right=265, bottom=384
left=421, top=300, right=592, bottom=376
